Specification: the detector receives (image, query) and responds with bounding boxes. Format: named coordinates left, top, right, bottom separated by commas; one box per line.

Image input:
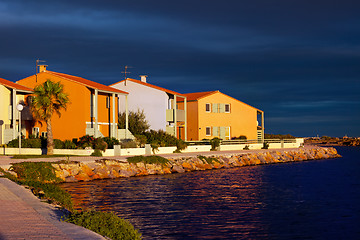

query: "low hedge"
left=65, top=210, right=142, bottom=240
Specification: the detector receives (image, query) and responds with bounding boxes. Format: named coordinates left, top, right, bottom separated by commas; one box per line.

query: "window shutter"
left=213, top=126, right=219, bottom=136
left=220, top=126, right=226, bottom=139
left=219, top=104, right=225, bottom=113
left=212, top=103, right=218, bottom=113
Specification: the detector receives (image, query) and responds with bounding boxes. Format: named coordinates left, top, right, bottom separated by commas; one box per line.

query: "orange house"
left=16, top=65, right=129, bottom=141
left=178, top=91, right=264, bottom=141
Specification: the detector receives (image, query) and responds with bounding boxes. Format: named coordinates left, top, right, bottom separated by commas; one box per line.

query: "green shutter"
left=220, top=126, right=226, bottom=139
left=213, top=126, right=219, bottom=136
left=219, top=103, right=225, bottom=113
left=212, top=103, right=218, bottom=113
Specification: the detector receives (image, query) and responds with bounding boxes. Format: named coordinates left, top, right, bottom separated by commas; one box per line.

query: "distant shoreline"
left=305, top=137, right=360, bottom=147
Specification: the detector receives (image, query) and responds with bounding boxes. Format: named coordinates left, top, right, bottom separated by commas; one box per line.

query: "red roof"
left=183, top=91, right=219, bottom=101
left=183, top=90, right=262, bottom=112
left=45, top=71, right=128, bottom=95
left=0, top=77, right=33, bottom=93
left=110, top=78, right=185, bottom=97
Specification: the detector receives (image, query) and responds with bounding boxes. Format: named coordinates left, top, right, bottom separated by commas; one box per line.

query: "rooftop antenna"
left=35, top=59, right=46, bottom=82
left=121, top=65, right=133, bottom=86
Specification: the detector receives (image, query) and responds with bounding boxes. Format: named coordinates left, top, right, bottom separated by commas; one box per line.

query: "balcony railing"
left=166, top=109, right=185, bottom=122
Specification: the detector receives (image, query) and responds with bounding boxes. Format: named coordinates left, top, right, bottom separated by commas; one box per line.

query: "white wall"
left=112, top=80, right=169, bottom=131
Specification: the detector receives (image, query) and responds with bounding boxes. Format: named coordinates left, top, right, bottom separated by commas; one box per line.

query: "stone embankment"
left=52, top=147, right=341, bottom=182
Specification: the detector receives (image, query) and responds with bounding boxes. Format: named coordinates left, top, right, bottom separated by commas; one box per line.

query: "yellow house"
left=0, top=78, right=33, bottom=144
left=179, top=91, right=264, bottom=141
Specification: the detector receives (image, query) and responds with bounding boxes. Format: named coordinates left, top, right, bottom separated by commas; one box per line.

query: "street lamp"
left=16, top=104, right=23, bottom=155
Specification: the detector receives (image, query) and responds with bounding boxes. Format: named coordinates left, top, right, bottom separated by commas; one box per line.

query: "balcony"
left=166, top=125, right=176, bottom=136
left=166, top=109, right=185, bottom=122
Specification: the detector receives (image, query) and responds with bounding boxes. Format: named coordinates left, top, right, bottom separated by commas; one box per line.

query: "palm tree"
left=31, top=80, right=69, bottom=155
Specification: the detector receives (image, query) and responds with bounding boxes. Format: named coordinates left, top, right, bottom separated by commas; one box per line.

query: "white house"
left=110, top=76, right=187, bottom=140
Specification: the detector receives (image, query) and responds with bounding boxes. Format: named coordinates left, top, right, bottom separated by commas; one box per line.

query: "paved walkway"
left=0, top=178, right=105, bottom=240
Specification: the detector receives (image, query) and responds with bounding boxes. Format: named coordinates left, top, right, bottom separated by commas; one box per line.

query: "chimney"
left=38, top=64, right=48, bottom=73
left=140, top=75, right=148, bottom=83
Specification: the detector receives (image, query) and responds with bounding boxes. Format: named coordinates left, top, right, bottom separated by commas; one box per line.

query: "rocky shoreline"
left=52, top=147, right=341, bottom=182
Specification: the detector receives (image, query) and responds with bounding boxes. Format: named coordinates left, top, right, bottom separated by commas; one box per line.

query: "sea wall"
left=53, top=147, right=340, bottom=182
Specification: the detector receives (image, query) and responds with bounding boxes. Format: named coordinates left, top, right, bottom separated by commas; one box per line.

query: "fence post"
left=281, top=139, right=284, bottom=148
left=145, top=144, right=152, bottom=155
left=114, top=145, right=121, bottom=156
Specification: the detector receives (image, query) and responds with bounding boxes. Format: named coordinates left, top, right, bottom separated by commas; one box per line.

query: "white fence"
left=1, top=138, right=304, bottom=156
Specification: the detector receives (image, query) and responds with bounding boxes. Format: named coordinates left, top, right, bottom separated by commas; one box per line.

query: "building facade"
left=179, top=91, right=264, bottom=141
left=0, top=77, right=33, bottom=144
left=16, top=65, right=129, bottom=141
left=110, top=76, right=187, bottom=140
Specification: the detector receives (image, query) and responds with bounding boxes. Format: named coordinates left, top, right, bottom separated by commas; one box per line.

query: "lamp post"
left=16, top=104, right=23, bottom=155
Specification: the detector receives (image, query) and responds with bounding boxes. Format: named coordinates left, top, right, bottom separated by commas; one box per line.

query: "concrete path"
left=0, top=178, right=105, bottom=240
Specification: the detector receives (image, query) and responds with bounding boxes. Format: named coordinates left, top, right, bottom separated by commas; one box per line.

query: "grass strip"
left=127, top=155, right=169, bottom=165
left=198, top=155, right=220, bottom=164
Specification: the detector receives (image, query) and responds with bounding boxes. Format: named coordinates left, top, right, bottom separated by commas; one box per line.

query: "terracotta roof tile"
left=46, top=71, right=128, bottom=95
left=183, top=91, right=219, bottom=101
left=110, top=78, right=185, bottom=97
left=0, top=77, right=33, bottom=93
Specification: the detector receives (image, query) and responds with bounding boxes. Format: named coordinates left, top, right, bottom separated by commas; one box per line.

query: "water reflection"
left=61, top=150, right=360, bottom=239
left=62, top=166, right=267, bottom=239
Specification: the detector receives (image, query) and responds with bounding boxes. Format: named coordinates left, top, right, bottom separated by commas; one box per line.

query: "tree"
left=31, top=80, right=69, bottom=155
left=118, top=109, right=150, bottom=135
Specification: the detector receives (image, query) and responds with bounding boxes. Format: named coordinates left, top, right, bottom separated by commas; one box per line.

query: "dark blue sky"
left=1, top=0, right=359, bottom=137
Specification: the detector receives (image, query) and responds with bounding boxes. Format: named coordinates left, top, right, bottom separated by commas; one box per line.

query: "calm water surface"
left=61, top=147, right=360, bottom=239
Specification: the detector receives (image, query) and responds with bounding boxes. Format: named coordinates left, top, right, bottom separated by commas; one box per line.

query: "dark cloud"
left=0, top=0, right=359, bottom=137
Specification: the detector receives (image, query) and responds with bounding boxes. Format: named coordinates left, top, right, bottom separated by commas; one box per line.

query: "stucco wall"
left=0, top=85, right=11, bottom=144
left=112, top=80, right=168, bottom=131
left=192, top=92, right=259, bottom=141
left=0, top=85, right=27, bottom=144
left=17, top=72, right=118, bottom=140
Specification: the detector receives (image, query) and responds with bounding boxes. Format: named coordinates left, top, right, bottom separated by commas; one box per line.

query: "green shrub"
left=7, top=138, right=43, bottom=148
left=10, top=162, right=62, bottom=183
left=22, top=180, right=73, bottom=210
left=63, top=140, right=77, bottom=149
left=65, top=210, right=142, bottom=240
left=134, top=134, right=147, bottom=147
left=143, top=130, right=187, bottom=151
left=102, top=137, right=120, bottom=149
left=54, top=139, right=64, bottom=149
left=94, top=138, right=107, bottom=152
left=127, top=155, right=169, bottom=165
left=232, top=135, right=247, bottom=140
left=197, top=155, right=219, bottom=164
left=210, top=137, right=221, bottom=151
left=118, top=109, right=150, bottom=136
left=150, top=142, right=160, bottom=154
left=262, top=141, right=269, bottom=149
left=91, top=149, right=103, bottom=156
left=176, top=140, right=188, bottom=152
left=78, top=135, right=96, bottom=149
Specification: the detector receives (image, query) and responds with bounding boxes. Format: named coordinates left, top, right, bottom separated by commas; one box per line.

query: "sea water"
left=61, top=147, right=360, bottom=239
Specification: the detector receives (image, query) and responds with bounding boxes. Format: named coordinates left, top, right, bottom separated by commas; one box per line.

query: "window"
left=206, top=127, right=211, bottom=136
left=41, top=132, right=47, bottom=138
left=32, top=127, right=39, bottom=138
left=205, top=103, right=211, bottom=112
left=106, top=96, right=110, bottom=109
left=225, top=104, right=230, bottom=113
